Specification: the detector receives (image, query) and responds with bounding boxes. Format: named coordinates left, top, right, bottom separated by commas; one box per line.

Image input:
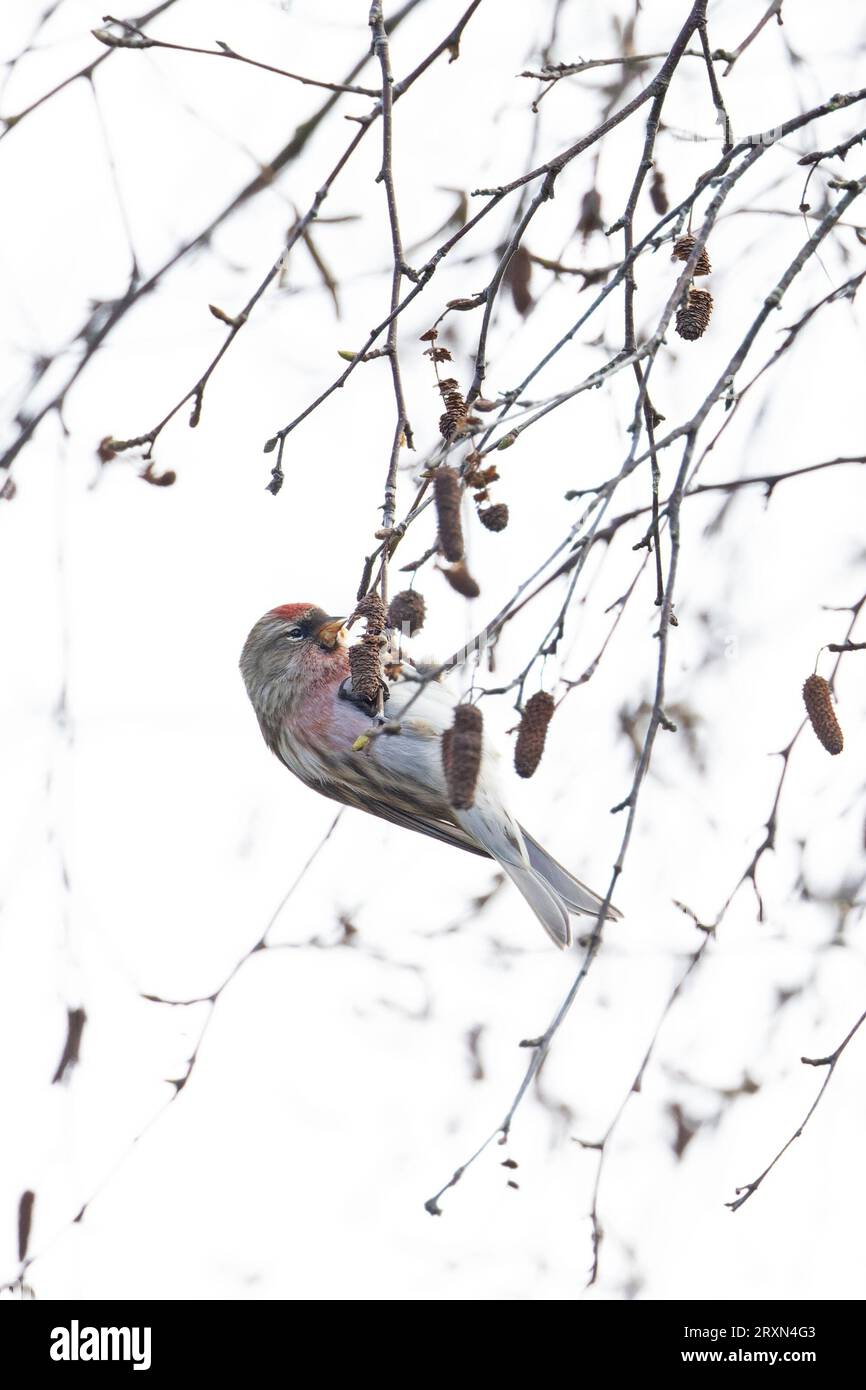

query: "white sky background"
left=1, top=0, right=865, bottom=1301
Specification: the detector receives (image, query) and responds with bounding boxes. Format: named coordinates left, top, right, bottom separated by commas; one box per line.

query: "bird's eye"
left=286, top=627, right=304, bottom=641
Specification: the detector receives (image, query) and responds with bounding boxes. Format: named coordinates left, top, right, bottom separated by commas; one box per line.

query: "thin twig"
left=728, top=1006, right=866, bottom=1212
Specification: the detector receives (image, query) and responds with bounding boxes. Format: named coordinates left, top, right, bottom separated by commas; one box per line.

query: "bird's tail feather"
left=521, top=827, right=622, bottom=921
left=498, top=860, right=571, bottom=948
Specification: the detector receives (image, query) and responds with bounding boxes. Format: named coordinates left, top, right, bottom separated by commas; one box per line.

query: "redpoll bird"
left=240, top=603, right=620, bottom=947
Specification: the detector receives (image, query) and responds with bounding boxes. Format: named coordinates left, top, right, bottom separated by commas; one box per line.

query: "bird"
left=240, top=602, right=620, bottom=947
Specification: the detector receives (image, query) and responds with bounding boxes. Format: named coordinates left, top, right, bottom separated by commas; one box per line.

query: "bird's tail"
left=520, top=827, right=622, bottom=922
left=454, top=806, right=618, bottom=948
left=497, top=860, right=572, bottom=949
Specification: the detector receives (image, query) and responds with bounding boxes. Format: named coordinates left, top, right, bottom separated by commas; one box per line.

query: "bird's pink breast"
left=290, top=659, right=369, bottom=756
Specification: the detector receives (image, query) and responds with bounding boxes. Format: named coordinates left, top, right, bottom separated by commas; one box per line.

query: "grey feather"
left=456, top=803, right=571, bottom=947
left=494, top=861, right=572, bottom=947
left=521, top=828, right=622, bottom=921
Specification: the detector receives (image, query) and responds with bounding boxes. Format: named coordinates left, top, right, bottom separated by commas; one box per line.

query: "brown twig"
left=94, top=17, right=381, bottom=95
left=368, top=0, right=414, bottom=618
left=719, top=0, right=785, bottom=79
left=728, top=1006, right=866, bottom=1212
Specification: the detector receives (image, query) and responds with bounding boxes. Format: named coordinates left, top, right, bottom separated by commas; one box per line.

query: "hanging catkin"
left=443, top=705, right=483, bottom=809
left=802, top=674, right=843, bottom=755
left=442, top=561, right=480, bottom=599
left=349, top=634, right=384, bottom=705
left=351, top=592, right=388, bottom=634
left=505, top=245, right=533, bottom=316
left=514, top=692, right=556, bottom=778
left=434, top=466, right=464, bottom=562
left=348, top=593, right=388, bottom=704
left=650, top=168, right=669, bottom=215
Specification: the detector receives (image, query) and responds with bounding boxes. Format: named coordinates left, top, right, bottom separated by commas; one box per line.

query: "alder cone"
left=802, top=674, right=843, bottom=755
left=672, top=233, right=711, bottom=276
left=479, top=502, right=509, bottom=532
left=443, top=704, right=483, bottom=809
left=434, top=466, right=464, bottom=561
left=675, top=288, right=713, bottom=341
left=437, top=378, right=467, bottom=441
left=514, top=691, right=555, bottom=778
left=387, top=589, right=426, bottom=635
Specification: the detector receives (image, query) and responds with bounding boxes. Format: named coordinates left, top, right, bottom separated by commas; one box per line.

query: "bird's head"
left=240, top=603, right=349, bottom=730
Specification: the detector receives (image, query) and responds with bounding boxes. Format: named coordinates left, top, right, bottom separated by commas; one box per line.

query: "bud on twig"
left=802, top=674, right=843, bottom=755
left=209, top=303, right=245, bottom=328
left=140, top=462, right=176, bottom=487
left=514, top=692, right=555, bottom=778
left=443, top=705, right=483, bottom=809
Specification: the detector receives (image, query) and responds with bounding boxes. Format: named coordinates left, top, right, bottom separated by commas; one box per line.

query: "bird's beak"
left=315, top=615, right=346, bottom=650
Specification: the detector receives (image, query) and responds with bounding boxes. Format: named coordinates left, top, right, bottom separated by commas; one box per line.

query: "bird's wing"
left=312, top=767, right=490, bottom=857
left=355, top=675, right=571, bottom=946
left=297, top=678, right=487, bottom=856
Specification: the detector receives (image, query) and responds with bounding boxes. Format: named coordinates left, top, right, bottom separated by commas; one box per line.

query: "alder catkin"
left=351, top=591, right=388, bottom=634
left=434, top=466, right=464, bottom=561
left=649, top=168, right=669, bottom=215
left=443, top=704, right=483, bottom=809
left=505, top=244, right=533, bottom=317
left=578, top=188, right=604, bottom=240
left=672, top=233, right=711, bottom=276
left=479, top=502, right=509, bottom=532
left=442, top=561, right=480, bottom=599
left=349, top=633, right=384, bottom=705
left=514, top=691, right=555, bottom=778
left=802, top=674, right=843, bottom=755
left=387, top=589, right=426, bottom=635
left=675, top=288, right=713, bottom=341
